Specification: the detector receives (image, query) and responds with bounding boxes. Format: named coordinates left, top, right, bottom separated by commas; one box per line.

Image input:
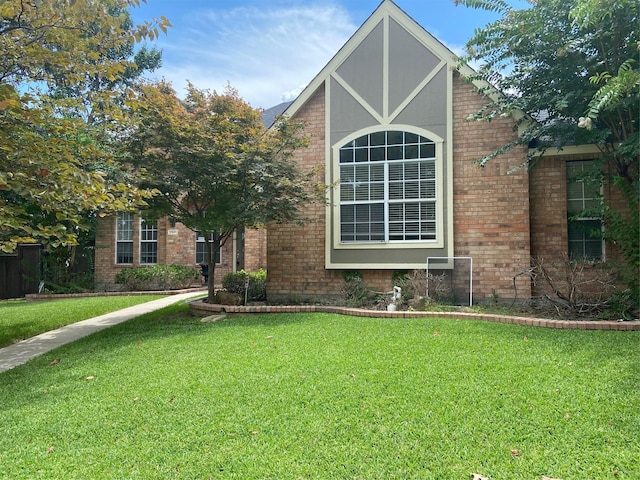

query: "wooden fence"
left=0, top=245, right=41, bottom=299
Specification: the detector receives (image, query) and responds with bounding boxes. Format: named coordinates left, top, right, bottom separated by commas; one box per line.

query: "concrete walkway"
left=0, top=291, right=205, bottom=373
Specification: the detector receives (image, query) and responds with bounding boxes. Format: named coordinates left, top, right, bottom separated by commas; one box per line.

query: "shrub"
left=342, top=270, right=362, bottom=282
left=398, top=269, right=453, bottom=304
left=529, top=254, right=621, bottom=318
left=115, top=265, right=199, bottom=291
left=341, top=271, right=385, bottom=309
left=43, top=275, right=94, bottom=294
left=221, top=269, right=267, bottom=301
left=391, top=270, right=409, bottom=286
left=391, top=270, right=412, bottom=300
left=400, top=270, right=426, bottom=299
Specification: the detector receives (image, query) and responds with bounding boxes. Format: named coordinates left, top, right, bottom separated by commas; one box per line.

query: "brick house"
left=265, top=0, right=616, bottom=303
left=94, top=214, right=266, bottom=290
left=95, top=0, right=619, bottom=301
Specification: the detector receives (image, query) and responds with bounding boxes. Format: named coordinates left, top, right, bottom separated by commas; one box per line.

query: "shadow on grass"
left=2, top=302, right=638, bottom=412
left=0, top=302, right=638, bottom=480
left=0, top=320, right=43, bottom=347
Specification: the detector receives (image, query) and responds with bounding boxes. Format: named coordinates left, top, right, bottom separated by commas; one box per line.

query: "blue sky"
left=129, top=0, right=525, bottom=109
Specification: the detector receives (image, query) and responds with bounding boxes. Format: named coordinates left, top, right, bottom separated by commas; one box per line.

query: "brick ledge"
left=26, top=287, right=207, bottom=301
left=189, top=301, right=640, bottom=331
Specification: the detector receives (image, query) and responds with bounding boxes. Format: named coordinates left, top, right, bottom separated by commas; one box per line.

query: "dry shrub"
left=402, top=269, right=453, bottom=304
left=517, top=254, right=620, bottom=317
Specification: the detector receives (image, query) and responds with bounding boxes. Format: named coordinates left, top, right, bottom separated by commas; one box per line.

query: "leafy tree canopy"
left=125, top=81, right=320, bottom=301
left=457, top=0, right=638, bottom=305
left=0, top=0, right=171, bottom=253
left=458, top=0, right=638, bottom=173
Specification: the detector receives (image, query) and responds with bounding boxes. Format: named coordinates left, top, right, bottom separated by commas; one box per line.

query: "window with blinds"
left=339, top=131, right=437, bottom=243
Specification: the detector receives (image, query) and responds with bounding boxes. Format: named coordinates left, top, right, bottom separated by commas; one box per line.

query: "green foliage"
left=341, top=270, right=377, bottom=307
left=0, top=0, right=170, bottom=87
left=125, top=81, right=319, bottom=302
left=342, top=276, right=380, bottom=308
left=391, top=269, right=409, bottom=285
left=40, top=228, right=96, bottom=293
left=0, top=0, right=170, bottom=253
left=115, top=265, right=199, bottom=291
left=42, top=276, right=95, bottom=295
left=221, top=269, right=267, bottom=301
left=458, top=0, right=638, bottom=165
left=0, top=85, right=154, bottom=252
left=587, top=59, right=638, bottom=120
left=608, top=288, right=638, bottom=321
left=342, top=270, right=362, bottom=282
left=457, top=0, right=638, bottom=298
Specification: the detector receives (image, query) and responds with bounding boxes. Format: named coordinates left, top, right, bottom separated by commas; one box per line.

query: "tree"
left=42, top=7, right=163, bottom=289
left=456, top=0, right=639, bottom=308
left=124, top=81, right=319, bottom=302
left=0, top=0, right=171, bottom=254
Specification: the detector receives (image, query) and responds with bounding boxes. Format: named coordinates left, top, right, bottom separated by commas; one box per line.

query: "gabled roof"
left=261, top=101, right=293, bottom=128
left=280, top=0, right=536, bottom=136
left=282, top=0, right=477, bottom=119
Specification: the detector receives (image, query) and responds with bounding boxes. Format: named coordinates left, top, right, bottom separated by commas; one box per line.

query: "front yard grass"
left=0, top=295, right=165, bottom=347
left=1, top=303, right=638, bottom=479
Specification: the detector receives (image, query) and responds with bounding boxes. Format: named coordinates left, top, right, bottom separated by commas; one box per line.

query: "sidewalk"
left=0, top=291, right=205, bottom=373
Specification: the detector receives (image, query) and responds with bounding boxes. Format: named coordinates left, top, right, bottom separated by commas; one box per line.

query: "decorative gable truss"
left=286, top=1, right=461, bottom=269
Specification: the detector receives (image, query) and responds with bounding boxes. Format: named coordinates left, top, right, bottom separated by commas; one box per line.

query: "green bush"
left=221, top=269, right=267, bottom=301
left=115, top=265, right=200, bottom=291
left=341, top=271, right=384, bottom=308
left=43, top=275, right=94, bottom=294
left=342, top=270, right=362, bottom=282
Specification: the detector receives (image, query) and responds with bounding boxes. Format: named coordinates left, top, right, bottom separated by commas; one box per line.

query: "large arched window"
left=339, top=130, right=437, bottom=243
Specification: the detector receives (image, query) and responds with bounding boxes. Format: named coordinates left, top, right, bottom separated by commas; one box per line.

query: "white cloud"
left=148, top=3, right=356, bottom=108
left=281, top=84, right=307, bottom=102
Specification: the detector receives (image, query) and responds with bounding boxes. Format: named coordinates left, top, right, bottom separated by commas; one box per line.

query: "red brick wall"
left=267, top=74, right=534, bottom=303
left=528, top=152, right=630, bottom=297
left=244, top=228, right=267, bottom=272
left=94, top=215, right=236, bottom=291
left=451, top=73, right=532, bottom=300
left=267, top=86, right=348, bottom=301
left=529, top=155, right=572, bottom=260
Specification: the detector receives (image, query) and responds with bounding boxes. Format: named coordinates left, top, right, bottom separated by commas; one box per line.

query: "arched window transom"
left=339, top=130, right=437, bottom=243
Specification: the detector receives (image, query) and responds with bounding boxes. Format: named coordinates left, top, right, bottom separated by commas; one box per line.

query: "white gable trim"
left=280, top=0, right=534, bottom=139
left=331, top=72, right=385, bottom=124
left=284, top=0, right=464, bottom=119
left=388, top=60, right=447, bottom=124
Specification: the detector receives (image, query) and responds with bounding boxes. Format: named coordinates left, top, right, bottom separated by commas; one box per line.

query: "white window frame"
left=334, top=128, right=443, bottom=247
left=566, top=160, right=604, bottom=261
left=139, top=218, right=158, bottom=264
left=115, top=212, right=134, bottom=264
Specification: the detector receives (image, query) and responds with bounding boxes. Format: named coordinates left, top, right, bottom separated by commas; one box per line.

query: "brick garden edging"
left=189, top=300, right=640, bottom=331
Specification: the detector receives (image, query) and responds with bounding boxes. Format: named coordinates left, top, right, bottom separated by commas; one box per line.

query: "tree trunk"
left=204, top=233, right=220, bottom=303
left=204, top=231, right=233, bottom=303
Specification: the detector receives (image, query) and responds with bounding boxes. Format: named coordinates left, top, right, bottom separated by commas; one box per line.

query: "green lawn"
left=1, top=304, right=638, bottom=479
left=0, top=295, right=165, bottom=347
